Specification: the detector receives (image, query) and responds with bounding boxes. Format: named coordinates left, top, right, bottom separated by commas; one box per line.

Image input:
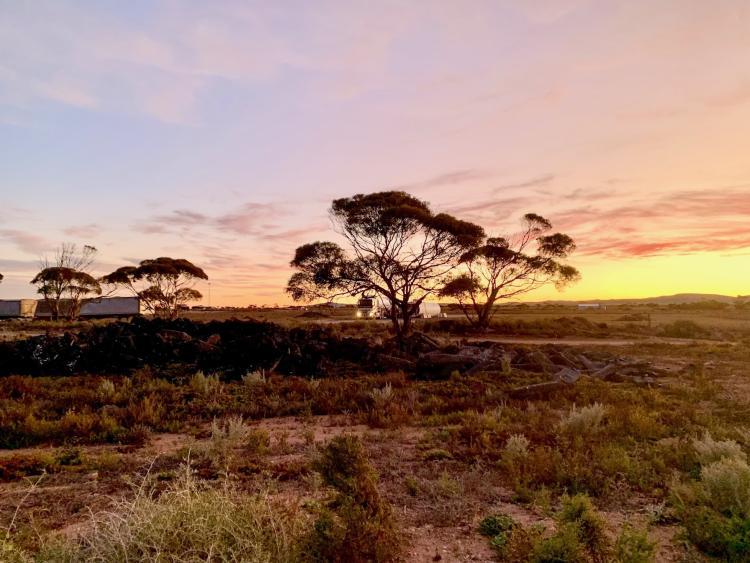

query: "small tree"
left=440, top=214, right=579, bottom=329
left=30, top=243, right=101, bottom=320
left=287, top=191, right=484, bottom=338
left=102, top=257, right=207, bottom=319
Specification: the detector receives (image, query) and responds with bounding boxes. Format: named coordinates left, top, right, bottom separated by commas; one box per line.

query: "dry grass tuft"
left=52, top=463, right=304, bottom=562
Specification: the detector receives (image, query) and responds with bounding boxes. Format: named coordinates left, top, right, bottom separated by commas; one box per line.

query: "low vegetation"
left=0, top=313, right=749, bottom=560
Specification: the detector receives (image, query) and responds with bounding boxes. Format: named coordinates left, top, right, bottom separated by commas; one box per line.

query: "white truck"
left=355, top=296, right=441, bottom=319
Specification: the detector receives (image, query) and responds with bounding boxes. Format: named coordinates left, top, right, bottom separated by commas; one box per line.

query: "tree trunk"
left=476, top=290, right=499, bottom=330
left=401, top=300, right=415, bottom=338
left=49, top=298, right=59, bottom=321
left=476, top=304, right=492, bottom=331
left=401, top=312, right=412, bottom=337
left=389, top=308, right=402, bottom=340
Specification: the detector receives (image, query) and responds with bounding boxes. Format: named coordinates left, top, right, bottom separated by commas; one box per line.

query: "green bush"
left=307, top=435, right=400, bottom=562
left=528, top=494, right=611, bottom=562
left=478, top=513, right=516, bottom=538
left=614, top=524, right=656, bottom=562
left=0, top=540, right=29, bottom=563
left=0, top=453, right=56, bottom=482
left=658, top=320, right=709, bottom=339
left=682, top=506, right=750, bottom=561
left=532, top=524, right=586, bottom=563
left=422, top=448, right=453, bottom=461
left=559, top=493, right=611, bottom=560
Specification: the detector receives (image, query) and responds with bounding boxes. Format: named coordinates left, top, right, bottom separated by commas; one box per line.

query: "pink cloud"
left=140, top=203, right=285, bottom=236
left=62, top=223, right=102, bottom=238
left=0, top=229, right=50, bottom=255
left=554, top=185, right=750, bottom=258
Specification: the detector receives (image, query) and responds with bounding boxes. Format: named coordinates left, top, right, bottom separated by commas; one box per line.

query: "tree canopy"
left=440, top=213, right=580, bottom=328
left=102, top=257, right=207, bottom=319
left=287, top=191, right=484, bottom=337
left=30, top=244, right=101, bottom=320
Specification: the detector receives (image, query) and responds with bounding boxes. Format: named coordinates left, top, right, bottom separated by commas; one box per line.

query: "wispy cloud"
left=62, top=223, right=102, bottom=239
left=397, top=169, right=493, bottom=193
left=554, top=185, right=750, bottom=258
left=259, top=224, right=329, bottom=242
left=0, top=229, right=49, bottom=255
left=141, top=202, right=284, bottom=236
left=0, top=258, right=40, bottom=273
left=445, top=195, right=534, bottom=219
left=493, top=174, right=555, bottom=193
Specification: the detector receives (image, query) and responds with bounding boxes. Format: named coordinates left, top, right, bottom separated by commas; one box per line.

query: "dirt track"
left=464, top=336, right=717, bottom=346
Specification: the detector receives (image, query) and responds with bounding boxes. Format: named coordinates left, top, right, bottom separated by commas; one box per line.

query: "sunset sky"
left=1, top=1, right=749, bottom=305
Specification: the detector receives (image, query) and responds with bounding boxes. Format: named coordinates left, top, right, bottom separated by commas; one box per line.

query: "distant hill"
left=523, top=293, right=741, bottom=306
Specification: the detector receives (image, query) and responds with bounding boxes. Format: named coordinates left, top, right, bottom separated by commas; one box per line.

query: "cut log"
left=555, top=366, right=582, bottom=384
left=591, top=364, right=618, bottom=379
left=415, top=352, right=479, bottom=380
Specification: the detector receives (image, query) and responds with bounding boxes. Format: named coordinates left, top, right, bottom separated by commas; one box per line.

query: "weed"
left=681, top=506, right=750, bottom=561
left=504, top=433, right=530, bottom=461
left=307, top=435, right=400, bottom=562
left=54, top=447, right=84, bottom=467
left=559, top=403, right=607, bottom=435
left=422, top=448, right=453, bottom=461
left=693, top=431, right=746, bottom=465
left=97, top=379, right=116, bottom=402
left=404, top=475, right=420, bottom=496
left=532, top=523, right=586, bottom=563
left=302, top=427, right=315, bottom=447
left=557, top=493, right=611, bottom=561
left=242, top=369, right=267, bottom=385
left=0, top=454, right=55, bottom=482
left=207, top=415, right=248, bottom=467
left=436, top=470, right=461, bottom=498
left=659, top=320, right=709, bottom=339
left=276, top=431, right=291, bottom=455
left=245, top=428, right=271, bottom=455
left=43, top=464, right=304, bottom=562
left=190, top=371, right=221, bottom=396
left=700, top=456, right=750, bottom=517
left=614, top=523, right=656, bottom=563
left=478, top=513, right=515, bottom=538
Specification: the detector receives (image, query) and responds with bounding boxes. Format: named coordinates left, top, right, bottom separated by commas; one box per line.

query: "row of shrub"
left=479, top=493, right=655, bottom=562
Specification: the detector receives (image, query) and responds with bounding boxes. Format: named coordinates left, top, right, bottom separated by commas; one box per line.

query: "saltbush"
left=559, top=403, right=607, bottom=435
left=701, top=456, right=750, bottom=517
left=693, top=432, right=746, bottom=466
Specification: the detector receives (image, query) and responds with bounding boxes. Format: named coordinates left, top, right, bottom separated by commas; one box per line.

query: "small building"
left=577, top=303, right=605, bottom=310
left=0, top=299, right=38, bottom=318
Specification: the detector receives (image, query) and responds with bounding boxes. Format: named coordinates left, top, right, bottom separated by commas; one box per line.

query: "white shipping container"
left=0, top=299, right=38, bottom=318
left=80, top=297, right=141, bottom=317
